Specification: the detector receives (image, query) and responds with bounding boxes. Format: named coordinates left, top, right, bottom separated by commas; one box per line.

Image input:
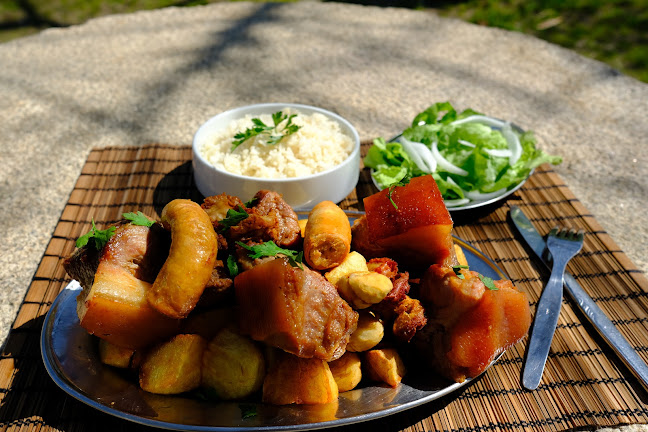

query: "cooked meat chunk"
left=70, top=222, right=178, bottom=349
left=197, top=260, right=234, bottom=308
left=392, top=296, right=427, bottom=343
left=252, top=190, right=301, bottom=247
left=350, top=216, right=390, bottom=258
left=233, top=241, right=277, bottom=272
left=64, top=222, right=170, bottom=290
left=367, top=258, right=411, bottom=320
left=366, top=257, right=399, bottom=279
left=235, top=257, right=358, bottom=361
left=64, top=241, right=102, bottom=291
left=201, top=193, right=245, bottom=230
left=227, top=190, right=301, bottom=248
left=414, top=264, right=531, bottom=382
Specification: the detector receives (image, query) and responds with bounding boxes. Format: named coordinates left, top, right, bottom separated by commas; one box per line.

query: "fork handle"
left=522, top=261, right=568, bottom=390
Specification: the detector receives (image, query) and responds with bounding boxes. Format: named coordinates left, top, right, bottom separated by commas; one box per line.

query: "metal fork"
left=522, top=226, right=584, bottom=390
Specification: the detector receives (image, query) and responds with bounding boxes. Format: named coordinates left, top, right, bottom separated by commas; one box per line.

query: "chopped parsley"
left=244, top=197, right=259, bottom=208
left=122, top=211, right=155, bottom=227
left=452, top=265, right=469, bottom=280
left=386, top=176, right=411, bottom=210
left=226, top=254, right=240, bottom=277
left=231, top=111, right=301, bottom=151
left=218, top=206, right=249, bottom=231
left=478, top=274, right=498, bottom=290
left=236, top=241, right=304, bottom=269
left=75, top=219, right=116, bottom=250
left=452, top=265, right=498, bottom=289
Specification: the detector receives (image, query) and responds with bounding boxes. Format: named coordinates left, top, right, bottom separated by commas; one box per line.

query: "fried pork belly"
left=234, top=257, right=358, bottom=362
left=64, top=241, right=102, bottom=291
left=351, top=175, right=458, bottom=269
left=64, top=222, right=169, bottom=290
left=414, top=264, right=531, bottom=383
left=65, top=222, right=179, bottom=349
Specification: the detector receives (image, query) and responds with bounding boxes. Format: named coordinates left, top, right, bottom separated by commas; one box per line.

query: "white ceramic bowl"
left=192, top=103, right=360, bottom=210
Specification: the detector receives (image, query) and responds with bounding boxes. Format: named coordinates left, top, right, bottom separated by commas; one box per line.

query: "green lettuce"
left=364, top=102, right=562, bottom=201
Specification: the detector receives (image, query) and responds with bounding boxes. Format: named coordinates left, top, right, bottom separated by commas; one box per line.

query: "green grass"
left=434, top=0, right=648, bottom=83
left=1, top=0, right=646, bottom=82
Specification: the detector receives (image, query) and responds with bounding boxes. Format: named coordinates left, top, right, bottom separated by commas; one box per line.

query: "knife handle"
left=563, top=273, right=648, bottom=392
left=522, top=268, right=566, bottom=390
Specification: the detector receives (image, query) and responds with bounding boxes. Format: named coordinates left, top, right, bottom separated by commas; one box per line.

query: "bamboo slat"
left=1, top=143, right=647, bottom=432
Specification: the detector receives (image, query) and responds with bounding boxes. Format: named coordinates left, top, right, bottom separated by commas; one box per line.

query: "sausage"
left=147, top=199, right=218, bottom=318
left=303, top=201, right=351, bottom=270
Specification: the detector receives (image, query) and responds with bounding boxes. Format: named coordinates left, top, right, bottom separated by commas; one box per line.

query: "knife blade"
left=510, top=205, right=648, bottom=392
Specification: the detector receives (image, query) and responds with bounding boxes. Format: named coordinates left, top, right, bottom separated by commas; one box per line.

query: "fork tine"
left=576, top=229, right=585, bottom=241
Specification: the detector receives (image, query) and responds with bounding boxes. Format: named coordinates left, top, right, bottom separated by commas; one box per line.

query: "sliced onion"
left=485, top=148, right=512, bottom=158
left=450, top=115, right=506, bottom=128
left=400, top=137, right=437, bottom=173
left=414, top=141, right=437, bottom=173
left=444, top=198, right=471, bottom=207
left=501, top=122, right=522, bottom=165
left=399, top=137, right=430, bottom=173
left=465, top=188, right=508, bottom=201
left=458, top=139, right=476, bottom=148
left=432, top=141, right=469, bottom=176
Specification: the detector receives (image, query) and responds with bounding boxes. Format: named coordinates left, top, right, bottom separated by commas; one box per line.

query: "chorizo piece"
left=303, top=201, right=351, bottom=270
left=148, top=199, right=218, bottom=318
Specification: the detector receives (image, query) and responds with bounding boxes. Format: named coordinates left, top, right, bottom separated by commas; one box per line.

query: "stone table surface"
left=0, top=2, right=646, bottom=431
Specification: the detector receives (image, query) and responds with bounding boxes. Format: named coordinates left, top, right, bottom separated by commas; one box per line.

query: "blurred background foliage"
left=1, top=0, right=646, bottom=82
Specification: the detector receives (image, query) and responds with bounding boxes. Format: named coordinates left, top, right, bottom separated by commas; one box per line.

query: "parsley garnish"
left=452, top=265, right=469, bottom=280
left=244, top=197, right=259, bottom=208
left=226, top=254, right=240, bottom=277
left=76, top=219, right=116, bottom=250
left=123, top=211, right=155, bottom=227
left=236, top=241, right=304, bottom=269
left=478, top=274, right=498, bottom=290
left=231, top=111, right=301, bottom=151
left=240, top=404, right=258, bottom=419
left=218, top=206, right=249, bottom=231
left=387, top=176, right=411, bottom=210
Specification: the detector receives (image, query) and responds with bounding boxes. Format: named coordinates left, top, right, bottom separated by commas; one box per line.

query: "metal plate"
left=41, top=230, right=508, bottom=431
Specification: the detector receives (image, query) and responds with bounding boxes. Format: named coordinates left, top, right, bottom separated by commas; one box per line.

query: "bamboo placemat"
left=1, top=143, right=647, bottom=432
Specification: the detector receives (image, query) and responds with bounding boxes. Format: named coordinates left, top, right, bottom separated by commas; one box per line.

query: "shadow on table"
left=151, top=161, right=203, bottom=216
left=0, top=314, right=164, bottom=431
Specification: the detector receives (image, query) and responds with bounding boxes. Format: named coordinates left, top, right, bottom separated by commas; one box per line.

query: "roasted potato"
left=364, top=348, right=406, bottom=387
left=139, top=334, right=207, bottom=394
left=263, top=351, right=338, bottom=405
left=328, top=352, right=362, bottom=392
left=347, top=311, right=384, bottom=352
left=98, top=338, right=136, bottom=369
left=202, top=328, right=265, bottom=400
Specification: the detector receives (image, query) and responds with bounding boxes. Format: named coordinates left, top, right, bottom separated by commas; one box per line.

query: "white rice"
left=199, top=109, right=354, bottom=179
